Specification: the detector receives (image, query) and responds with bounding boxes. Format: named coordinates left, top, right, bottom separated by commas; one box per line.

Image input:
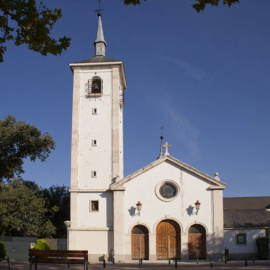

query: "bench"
left=29, top=249, right=88, bottom=270
left=0, top=255, right=10, bottom=270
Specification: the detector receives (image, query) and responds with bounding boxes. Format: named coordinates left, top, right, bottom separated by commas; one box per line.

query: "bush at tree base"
left=256, top=236, right=269, bottom=259
left=0, top=241, right=7, bottom=258
left=34, top=239, right=51, bottom=250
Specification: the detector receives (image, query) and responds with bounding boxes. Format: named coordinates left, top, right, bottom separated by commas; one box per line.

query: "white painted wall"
left=121, top=160, right=216, bottom=259
left=69, top=62, right=125, bottom=261
left=69, top=229, right=113, bottom=260
left=78, top=192, right=113, bottom=228
left=224, top=229, right=265, bottom=254
left=124, top=161, right=213, bottom=235
left=78, top=69, right=113, bottom=189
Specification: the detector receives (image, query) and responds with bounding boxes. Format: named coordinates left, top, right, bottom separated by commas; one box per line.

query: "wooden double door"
left=131, top=225, right=149, bottom=260
left=188, top=225, right=206, bottom=259
left=156, top=220, right=181, bottom=259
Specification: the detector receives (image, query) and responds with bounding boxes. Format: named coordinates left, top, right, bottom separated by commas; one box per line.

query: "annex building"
left=67, top=13, right=270, bottom=262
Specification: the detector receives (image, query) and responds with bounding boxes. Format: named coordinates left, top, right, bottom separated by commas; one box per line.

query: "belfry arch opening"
left=88, top=76, right=102, bottom=94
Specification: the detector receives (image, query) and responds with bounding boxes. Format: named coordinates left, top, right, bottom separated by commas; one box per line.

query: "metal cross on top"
left=95, top=0, right=105, bottom=15
left=163, top=142, right=171, bottom=156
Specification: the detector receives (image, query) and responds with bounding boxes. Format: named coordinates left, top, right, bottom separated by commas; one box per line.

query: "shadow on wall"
left=186, top=205, right=194, bottom=216
left=128, top=206, right=136, bottom=217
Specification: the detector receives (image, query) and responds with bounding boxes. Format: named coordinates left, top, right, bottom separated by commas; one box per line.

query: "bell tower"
left=68, top=12, right=127, bottom=259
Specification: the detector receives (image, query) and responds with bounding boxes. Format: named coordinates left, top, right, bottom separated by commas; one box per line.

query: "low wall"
left=0, top=236, right=67, bottom=261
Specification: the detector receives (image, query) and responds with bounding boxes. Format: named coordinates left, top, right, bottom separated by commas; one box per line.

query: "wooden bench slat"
left=29, top=250, right=87, bottom=255
left=29, top=249, right=87, bottom=253
left=31, top=253, right=86, bottom=258
left=32, top=258, right=85, bottom=264
left=29, top=249, right=88, bottom=270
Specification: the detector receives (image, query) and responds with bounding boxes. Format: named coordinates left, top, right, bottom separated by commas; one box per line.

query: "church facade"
left=68, top=14, right=267, bottom=262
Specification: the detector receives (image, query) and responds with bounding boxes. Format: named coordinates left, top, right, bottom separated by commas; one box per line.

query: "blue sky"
left=0, top=0, right=269, bottom=197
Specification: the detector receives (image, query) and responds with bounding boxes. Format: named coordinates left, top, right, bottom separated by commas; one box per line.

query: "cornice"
left=69, top=61, right=127, bottom=89
left=69, top=189, right=111, bottom=193
left=69, top=226, right=112, bottom=231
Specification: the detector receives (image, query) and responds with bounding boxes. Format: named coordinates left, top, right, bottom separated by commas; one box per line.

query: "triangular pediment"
left=110, top=155, right=226, bottom=191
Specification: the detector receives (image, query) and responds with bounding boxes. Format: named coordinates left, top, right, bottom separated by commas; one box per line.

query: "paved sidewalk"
left=1, top=260, right=270, bottom=270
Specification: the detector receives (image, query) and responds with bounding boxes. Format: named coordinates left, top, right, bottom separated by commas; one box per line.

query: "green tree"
left=42, top=185, right=70, bottom=238
left=0, top=178, right=57, bottom=237
left=0, top=115, right=55, bottom=182
left=0, top=0, right=70, bottom=62
left=123, top=0, right=239, bottom=12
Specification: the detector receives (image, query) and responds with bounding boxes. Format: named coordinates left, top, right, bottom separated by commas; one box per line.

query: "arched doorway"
left=156, top=220, right=181, bottom=259
left=131, top=225, right=149, bottom=260
left=188, top=224, right=206, bottom=260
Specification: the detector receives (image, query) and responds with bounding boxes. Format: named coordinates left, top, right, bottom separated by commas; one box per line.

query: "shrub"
left=34, top=239, right=51, bottom=250
left=0, top=241, right=7, bottom=259
left=256, top=236, right=269, bottom=259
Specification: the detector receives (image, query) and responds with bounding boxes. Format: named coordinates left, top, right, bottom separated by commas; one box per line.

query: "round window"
left=155, top=180, right=180, bottom=202
left=159, top=183, right=177, bottom=199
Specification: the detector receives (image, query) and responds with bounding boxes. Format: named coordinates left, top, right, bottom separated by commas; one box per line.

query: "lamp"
left=136, top=201, right=142, bottom=216
left=64, top=221, right=71, bottom=250
left=195, top=200, right=201, bottom=215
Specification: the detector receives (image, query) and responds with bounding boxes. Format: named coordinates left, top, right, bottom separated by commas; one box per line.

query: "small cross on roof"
left=163, top=142, right=171, bottom=156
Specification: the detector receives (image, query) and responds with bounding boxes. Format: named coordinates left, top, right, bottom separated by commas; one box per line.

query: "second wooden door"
left=156, top=220, right=181, bottom=259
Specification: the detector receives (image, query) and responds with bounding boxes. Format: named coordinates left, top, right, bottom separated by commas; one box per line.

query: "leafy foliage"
left=34, top=239, right=50, bottom=250
left=0, top=178, right=56, bottom=238
left=42, top=185, right=70, bottom=238
left=0, top=115, right=55, bottom=181
left=123, top=0, right=239, bottom=12
left=0, top=0, right=71, bottom=62
left=0, top=241, right=6, bottom=259
left=256, top=236, right=269, bottom=259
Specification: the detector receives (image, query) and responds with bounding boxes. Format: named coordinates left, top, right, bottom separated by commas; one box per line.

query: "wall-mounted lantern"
left=136, top=201, right=142, bottom=216
left=64, top=221, right=71, bottom=250
left=195, top=200, right=201, bottom=215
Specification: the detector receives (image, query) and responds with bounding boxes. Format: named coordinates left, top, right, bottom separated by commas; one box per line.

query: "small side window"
left=92, top=139, right=97, bottom=146
left=92, top=108, right=97, bottom=115
left=90, top=200, right=99, bottom=212
left=92, top=171, right=97, bottom=178
left=236, top=233, right=246, bottom=245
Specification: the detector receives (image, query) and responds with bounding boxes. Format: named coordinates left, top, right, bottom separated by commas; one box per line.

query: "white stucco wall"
left=224, top=229, right=265, bottom=255
left=78, top=69, right=113, bottom=189
left=119, top=160, right=219, bottom=259
left=124, top=161, right=213, bottom=235
left=69, top=229, right=113, bottom=261
left=77, top=192, right=113, bottom=228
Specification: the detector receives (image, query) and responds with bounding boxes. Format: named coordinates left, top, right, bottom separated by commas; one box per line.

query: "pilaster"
left=70, top=69, right=81, bottom=190
left=113, top=190, right=125, bottom=260
left=212, top=189, right=224, bottom=260
left=112, top=67, right=121, bottom=180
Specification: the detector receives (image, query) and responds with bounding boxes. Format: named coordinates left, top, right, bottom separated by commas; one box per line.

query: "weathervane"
left=160, top=126, right=164, bottom=139
left=157, top=126, right=165, bottom=159
left=94, top=0, right=105, bottom=16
